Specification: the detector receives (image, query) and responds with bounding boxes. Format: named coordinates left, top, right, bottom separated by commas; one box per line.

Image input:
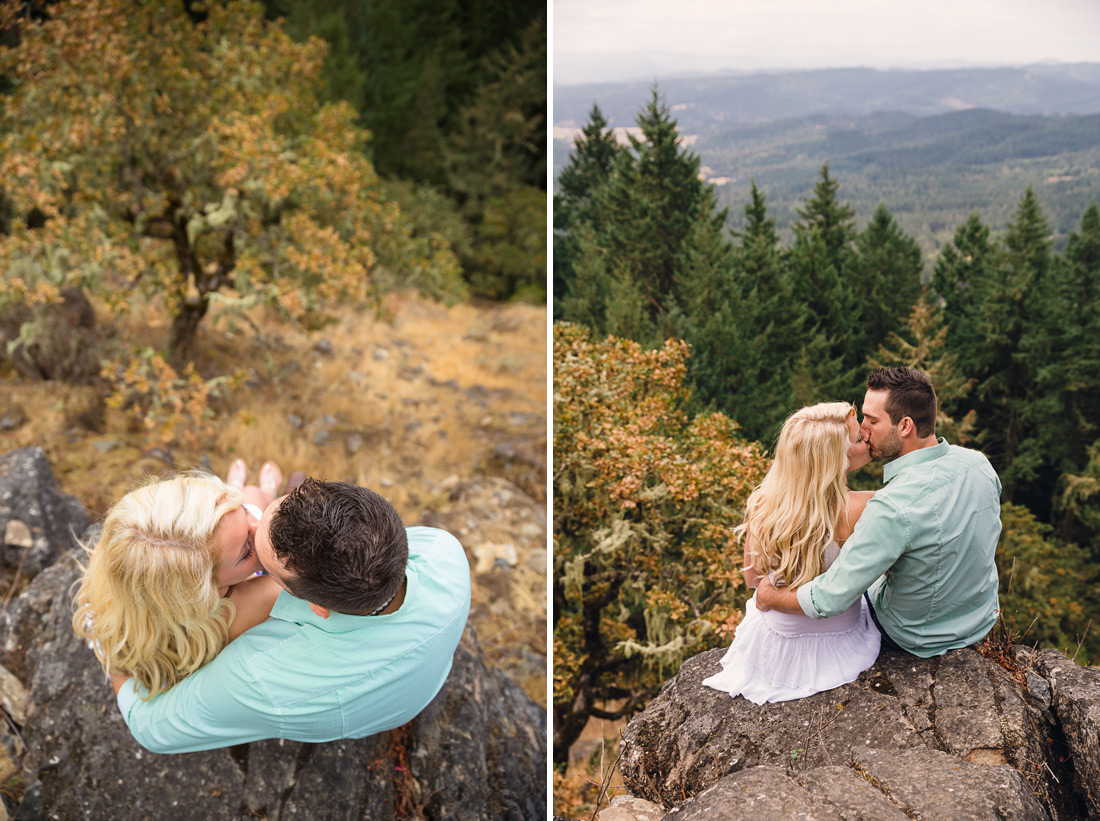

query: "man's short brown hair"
left=268, top=479, right=408, bottom=615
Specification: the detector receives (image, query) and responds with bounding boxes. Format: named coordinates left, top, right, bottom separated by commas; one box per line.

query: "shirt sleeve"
left=797, top=496, right=909, bottom=619
left=116, top=655, right=278, bottom=754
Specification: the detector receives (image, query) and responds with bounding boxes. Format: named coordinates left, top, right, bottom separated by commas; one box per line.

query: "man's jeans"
left=864, top=591, right=912, bottom=655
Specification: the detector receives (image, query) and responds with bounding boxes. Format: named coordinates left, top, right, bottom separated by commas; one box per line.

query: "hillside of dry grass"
left=0, top=292, right=547, bottom=703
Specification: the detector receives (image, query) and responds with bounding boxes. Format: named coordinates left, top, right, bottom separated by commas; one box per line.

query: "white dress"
left=702, top=541, right=881, bottom=704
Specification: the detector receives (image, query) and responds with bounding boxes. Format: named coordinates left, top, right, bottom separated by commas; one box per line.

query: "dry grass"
left=554, top=715, right=630, bottom=819
left=0, top=291, right=547, bottom=705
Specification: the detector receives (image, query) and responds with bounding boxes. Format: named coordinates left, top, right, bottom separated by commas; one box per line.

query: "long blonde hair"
left=739, top=402, right=854, bottom=588
left=72, top=472, right=243, bottom=699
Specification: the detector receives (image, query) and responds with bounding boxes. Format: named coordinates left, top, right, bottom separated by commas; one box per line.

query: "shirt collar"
left=882, top=437, right=950, bottom=483
left=268, top=567, right=415, bottom=633
left=270, top=589, right=381, bottom=632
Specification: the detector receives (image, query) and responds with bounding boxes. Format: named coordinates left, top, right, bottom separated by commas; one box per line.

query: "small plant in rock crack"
left=788, top=702, right=845, bottom=772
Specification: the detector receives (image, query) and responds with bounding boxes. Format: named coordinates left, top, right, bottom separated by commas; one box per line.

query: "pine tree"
left=444, top=15, right=546, bottom=299
left=684, top=181, right=813, bottom=441
left=558, top=227, right=614, bottom=334
left=787, top=165, right=859, bottom=376
left=593, top=88, right=721, bottom=326
left=851, top=204, right=923, bottom=357
left=1050, top=201, right=1100, bottom=474
left=553, top=105, right=623, bottom=317
left=785, top=221, right=856, bottom=401
left=796, top=164, right=857, bottom=268
left=972, top=188, right=1055, bottom=504
left=932, top=211, right=998, bottom=376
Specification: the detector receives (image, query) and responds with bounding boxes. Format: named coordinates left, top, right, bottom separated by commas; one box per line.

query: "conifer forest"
left=553, top=91, right=1100, bottom=762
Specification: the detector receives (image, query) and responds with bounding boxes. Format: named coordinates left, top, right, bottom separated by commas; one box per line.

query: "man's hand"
left=111, top=672, right=132, bottom=696
left=754, top=574, right=805, bottom=615
left=755, top=575, right=777, bottom=611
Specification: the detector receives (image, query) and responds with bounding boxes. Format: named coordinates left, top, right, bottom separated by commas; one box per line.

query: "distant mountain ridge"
left=554, top=63, right=1100, bottom=133
left=554, top=65, right=1100, bottom=266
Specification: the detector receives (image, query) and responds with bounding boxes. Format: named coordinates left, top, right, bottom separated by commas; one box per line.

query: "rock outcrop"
left=0, top=447, right=90, bottom=579
left=0, top=447, right=546, bottom=820
left=616, top=643, right=1100, bottom=821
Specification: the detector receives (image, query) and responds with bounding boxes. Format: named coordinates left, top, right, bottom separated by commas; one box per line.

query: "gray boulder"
left=620, top=644, right=1093, bottom=820
left=0, top=447, right=90, bottom=580
left=0, top=449, right=546, bottom=820
left=1027, top=647, right=1100, bottom=815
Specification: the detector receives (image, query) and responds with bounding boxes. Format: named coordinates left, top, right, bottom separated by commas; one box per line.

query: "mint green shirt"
left=797, top=439, right=1002, bottom=657
left=117, top=526, right=471, bottom=753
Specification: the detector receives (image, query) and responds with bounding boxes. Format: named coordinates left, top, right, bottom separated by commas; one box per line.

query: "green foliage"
left=851, top=204, right=923, bottom=357
left=553, top=322, right=769, bottom=763
left=997, top=503, right=1099, bottom=664
left=1046, top=201, right=1100, bottom=491
left=867, top=292, right=976, bottom=446
left=786, top=166, right=861, bottom=375
left=444, top=15, right=546, bottom=299
left=553, top=104, right=624, bottom=317
left=676, top=181, right=816, bottom=443
left=265, top=0, right=546, bottom=302
left=1059, top=439, right=1100, bottom=562
left=931, top=190, right=1061, bottom=507
left=594, top=88, right=721, bottom=321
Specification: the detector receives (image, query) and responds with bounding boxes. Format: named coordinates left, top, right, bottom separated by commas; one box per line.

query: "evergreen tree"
left=1049, top=201, right=1100, bottom=483
left=559, top=226, right=655, bottom=344
left=971, top=188, right=1054, bottom=504
left=593, top=89, right=721, bottom=327
left=795, top=164, right=857, bottom=270
left=444, top=15, right=546, bottom=299
left=678, top=181, right=817, bottom=442
left=558, top=228, right=613, bottom=333
left=787, top=165, right=860, bottom=384
left=932, top=211, right=998, bottom=374
left=851, top=203, right=923, bottom=357
left=553, top=105, right=623, bottom=318
left=1059, top=438, right=1100, bottom=560
left=785, top=223, right=855, bottom=401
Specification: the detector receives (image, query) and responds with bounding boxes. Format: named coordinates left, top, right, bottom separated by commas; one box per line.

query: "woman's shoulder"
left=847, top=490, right=876, bottom=523
left=226, top=574, right=282, bottom=641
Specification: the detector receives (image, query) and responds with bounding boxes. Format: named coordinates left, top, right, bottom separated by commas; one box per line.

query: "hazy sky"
left=554, top=0, right=1100, bottom=84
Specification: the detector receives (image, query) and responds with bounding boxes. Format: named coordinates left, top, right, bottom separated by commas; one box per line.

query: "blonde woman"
left=72, top=462, right=287, bottom=700
left=702, top=402, right=881, bottom=704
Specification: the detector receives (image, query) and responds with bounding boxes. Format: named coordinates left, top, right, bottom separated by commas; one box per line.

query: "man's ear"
left=898, top=416, right=915, bottom=437
left=308, top=601, right=331, bottom=619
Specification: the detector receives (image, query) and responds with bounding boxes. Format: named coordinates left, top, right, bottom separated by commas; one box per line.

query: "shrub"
left=553, top=322, right=768, bottom=762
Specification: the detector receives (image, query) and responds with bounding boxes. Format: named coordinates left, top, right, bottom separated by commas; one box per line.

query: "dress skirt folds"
left=702, top=591, right=881, bottom=704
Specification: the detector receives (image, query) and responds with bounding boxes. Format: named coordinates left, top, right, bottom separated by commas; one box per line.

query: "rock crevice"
left=617, top=641, right=1100, bottom=821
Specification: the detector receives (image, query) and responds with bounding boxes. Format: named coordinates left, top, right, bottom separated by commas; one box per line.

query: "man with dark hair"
left=266, top=479, right=411, bottom=618
left=116, top=479, right=471, bottom=753
left=756, top=366, right=1002, bottom=657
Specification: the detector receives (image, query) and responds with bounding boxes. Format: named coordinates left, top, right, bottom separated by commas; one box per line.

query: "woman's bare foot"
left=259, top=461, right=284, bottom=501
left=226, top=458, right=247, bottom=489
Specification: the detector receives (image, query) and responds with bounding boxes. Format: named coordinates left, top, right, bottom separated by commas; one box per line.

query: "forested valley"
left=554, top=65, right=1100, bottom=269
left=552, top=89, right=1100, bottom=770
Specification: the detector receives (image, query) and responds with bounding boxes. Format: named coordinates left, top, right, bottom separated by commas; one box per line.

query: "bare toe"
left=226, top=458, right=247, bottom=489
left=285, top=470, right=307, bottom=494
left=259, top=461, right=284, bottom=496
